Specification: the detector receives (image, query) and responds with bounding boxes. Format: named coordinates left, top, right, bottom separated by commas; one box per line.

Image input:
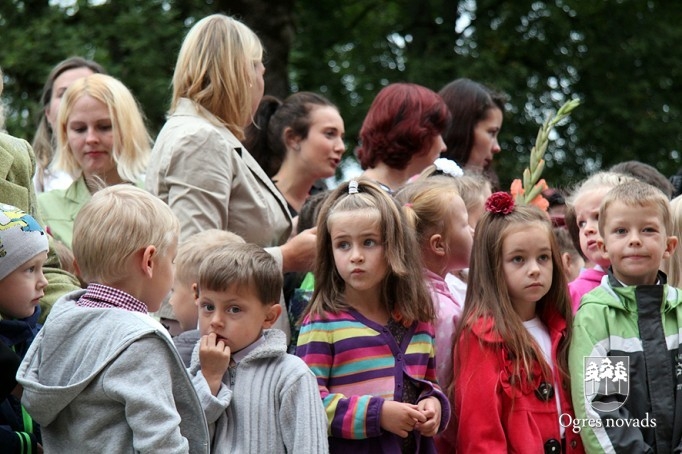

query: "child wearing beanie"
left=0, top=203, right=49, bottom=454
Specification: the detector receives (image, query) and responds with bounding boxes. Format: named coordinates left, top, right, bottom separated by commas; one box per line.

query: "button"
left=535, top=382, right=555, bottom=402
left=544, top=438, right=561, bottom=453
left=570, top=440, right=577, bottom=449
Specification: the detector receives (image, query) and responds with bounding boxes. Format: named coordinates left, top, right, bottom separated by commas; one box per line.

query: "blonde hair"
left=415, top=164, right=491, bottom=215
left=198, top=243, right=282, bottom=305
left=306, top=178, right=434, bottom=325
left=55, top=74, right=150, bottom=182
left=171, top=14, right=263, bottom=140
left=73, top=185, right=179, bottom=284
left=175, top=229, right=245, bottom=285
left=566, top=171, right=636, bottom=207
left=599, top=180, right=672, bottom=239
left=395, top=176, right=461, bottom=256
left=455, top=203, right=572, bottom=393
left=664, top=195, right=682, bottom=286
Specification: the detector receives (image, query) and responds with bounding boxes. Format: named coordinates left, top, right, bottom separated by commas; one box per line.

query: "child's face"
left=168, top=279, right=198, bottom=331
left=574, top=187, right=611, bottom=267
left=444, top=194, right=474, bottom=273
left=197, top=284, right=280, bottom=354
left=501, top=223, right=553, bottom=321
left=329, top=211, right=388, bottom=299
left=599, top=201, right=677, bottom=286
left=0, top=252, right=48, bottom=319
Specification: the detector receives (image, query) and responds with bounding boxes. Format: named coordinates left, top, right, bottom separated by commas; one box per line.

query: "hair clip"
left=485, top=191, right=515, bottom=215
left=433, top=158, right=464, bottom=178
left=403, top=202, right=413, bottom=208
left=348, top=180, right=359, bottom=195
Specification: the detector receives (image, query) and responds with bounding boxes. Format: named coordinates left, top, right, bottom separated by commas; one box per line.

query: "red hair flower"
left=485, top=192, right=515, bottom=215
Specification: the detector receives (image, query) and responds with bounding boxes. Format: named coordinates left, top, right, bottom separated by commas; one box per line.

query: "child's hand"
left=199, top=333, right=231, bottom=396
left=415, top=396, right=441, bottom=437
left=380, top=400, right=427, bottom=438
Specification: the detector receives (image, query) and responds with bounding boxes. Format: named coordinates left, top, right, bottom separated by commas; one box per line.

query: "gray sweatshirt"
left=188, top=329, right=328, bottom=453
left=17, top=291, right=209, bottom=453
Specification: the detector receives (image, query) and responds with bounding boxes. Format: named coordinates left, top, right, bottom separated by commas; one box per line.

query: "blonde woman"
left=38, top=73, right=150, bottom=249
left=146, top=14, right=315, bottom=275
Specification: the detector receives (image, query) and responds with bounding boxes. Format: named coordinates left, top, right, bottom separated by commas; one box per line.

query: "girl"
left=395, top=176, right=473, bottom=389
left=296, top=179, right=449, bottom=453
left=38, top=73, right=150, bottom=249
left=437, top=192, right=584, bottom=453
left=566, top=171, right=636, bottom=311
left=662, top=194, right=682, bottom=287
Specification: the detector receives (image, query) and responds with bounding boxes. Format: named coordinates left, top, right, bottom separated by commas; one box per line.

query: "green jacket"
left=569, top=270, right=682, bottom=453
left=0, top=133, right=80, bottom=322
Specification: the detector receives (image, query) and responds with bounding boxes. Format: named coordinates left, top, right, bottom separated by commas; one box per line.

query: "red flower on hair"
left=485, top=191, right=515, bottom=215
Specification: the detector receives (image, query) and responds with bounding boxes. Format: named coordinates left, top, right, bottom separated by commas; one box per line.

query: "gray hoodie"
left=17, top=291, right=209, bottom=453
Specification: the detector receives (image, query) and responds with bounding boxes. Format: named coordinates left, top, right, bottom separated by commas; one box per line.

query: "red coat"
left=436, top=309, right=584, bottom=454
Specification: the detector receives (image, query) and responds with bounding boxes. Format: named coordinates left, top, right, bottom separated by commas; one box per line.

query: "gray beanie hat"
left=0, top=203, right=49, bottom=281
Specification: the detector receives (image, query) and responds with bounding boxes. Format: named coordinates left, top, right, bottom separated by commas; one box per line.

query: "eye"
left=538, top=254, right=551, bottom=262
left=335, top=241, right=350, bottom=250
left=71, top=126, right=87, bottom=134
left=200, top=302, right=215, bottom=313
left=511, top=256, right=524, bottom=264
left=27, top=266, right=36, bottom=273
left=615, top=228, right=627, bottom=235
left=98, top=123, right=113, bottom=132
left=227, top=306, right=241, bottom=314
left=363, top=238, right=377, bottom=247
left=578, top=220, right=587, bottom=229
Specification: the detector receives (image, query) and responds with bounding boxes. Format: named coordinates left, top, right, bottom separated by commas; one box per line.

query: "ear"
left=597, top=238, right=607, bottom=255
left=663, top=235, right=679, bottom=260
left=262, top=303, right=282, bottom=329
left=283, top=127, right=301, bottom=152
left=140, top=245, right=157, bottom=279
left=193, top=283, right=200, bottom=304
left=561, top=252, right=572, bottom=272
left=429, top=233, right=445, bottom=257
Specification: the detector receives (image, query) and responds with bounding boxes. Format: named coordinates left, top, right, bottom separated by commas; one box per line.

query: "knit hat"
left=0, top=203, right=49, bottom=281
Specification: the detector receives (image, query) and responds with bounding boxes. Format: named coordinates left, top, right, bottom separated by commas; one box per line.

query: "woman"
left=31, top=57, right=106, bottom=193
left=357, top=82, right=451, bottom=193
left=245, top=92, right=345, bottom=216
left=146, top=13, right=315, bottom=276
left=438, top=78, right=506, bottom=185
left=38, top=74, right=150, bottom=249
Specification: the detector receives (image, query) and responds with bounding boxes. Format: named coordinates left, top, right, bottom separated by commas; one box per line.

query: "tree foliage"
left=2, top=0, right=681, bottom=190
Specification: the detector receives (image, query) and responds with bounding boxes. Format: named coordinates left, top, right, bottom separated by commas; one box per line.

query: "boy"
left=169, top=229, right=245, bottom=366
left=0, top=204, right=48, bottom=453
left=569, top=181, right=682, bottom=453
left=188, top=243, right=328, bottom=453
left=17, top=186, right=209, bottom=453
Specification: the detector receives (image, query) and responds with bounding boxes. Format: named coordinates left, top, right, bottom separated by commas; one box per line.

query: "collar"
left=76, top=283, right=148, bottom=314
left=231, top=334, right=266, bottom=365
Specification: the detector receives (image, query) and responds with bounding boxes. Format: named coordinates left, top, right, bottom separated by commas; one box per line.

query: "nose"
left=491, top=138, right=501, bottom=154
left=437, top=135, right=446, bottom=153
left=210, top=311, right=224, bottom=329
left=334, top=137, right=346, bottom=154
left=37, top=270, right=48, bottom=290
left=583, top=219, right=597, bottom=235
left=528, top=259, right=540, bottom=276
left=85, top=127, right=99, bottom=144
left=350, top=246, right=364, bottom=263
left=628, top=231, right=642, bottom=246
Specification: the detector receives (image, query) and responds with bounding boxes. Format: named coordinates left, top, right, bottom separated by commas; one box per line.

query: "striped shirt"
left=296, top=308, right=448, bottom=453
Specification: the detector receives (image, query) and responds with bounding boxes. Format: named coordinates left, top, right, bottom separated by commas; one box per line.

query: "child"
left=169, top=229, right=245, bottom=366
left=554, top=226, right=585, bottom=283
left=0, top=204, right=48, bottom=453
left=297, top=179, right=449, bottom=453
left=395, top=176, right=473, bottom=389
left=662, top=194, right=682, bottom=287
left=187, top=242, right=328, bottom=453
left=438, top=192, right=583, bottom=453
left=569, top=181, right=682, bottom=453
left=566, top=171, right=636, bottom=311
left=17, top=185, right=209, bottom=453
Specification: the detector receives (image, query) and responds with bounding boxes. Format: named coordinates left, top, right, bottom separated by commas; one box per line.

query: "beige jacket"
left=146, top=98, right=292, bottom=250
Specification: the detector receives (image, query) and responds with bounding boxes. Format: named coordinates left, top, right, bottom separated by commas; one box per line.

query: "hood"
left=0, top=305, right=40, bottom=351
left=16, top=291, right=161, bottom=425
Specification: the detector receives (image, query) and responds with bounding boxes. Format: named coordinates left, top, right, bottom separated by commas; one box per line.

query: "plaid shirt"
left=76, top=283, right=148, bottom=314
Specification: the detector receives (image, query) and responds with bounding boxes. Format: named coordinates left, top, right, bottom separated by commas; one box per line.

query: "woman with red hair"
left=357, top=83, right=451, bottom=193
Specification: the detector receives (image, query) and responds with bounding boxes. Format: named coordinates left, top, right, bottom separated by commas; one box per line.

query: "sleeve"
left=279, top=364, right=329, bottom=453
left=416, top=323, right=451, bottom=434
left=296, top=316, right=384, bottom=440
left=188, top=368, right=232, bottom=425
left=101, top=336, right=190, bottom=454
left=161, top=128, right=234, bottom=239
left=453, top=332, right=507, bottom=453
left=39, top=234, right=81, bottom=322
left=0, top=342, right=20, bottom=401
left=569, top=304, right=652, bottom=453
left=0, top=427, right=39, bottom=454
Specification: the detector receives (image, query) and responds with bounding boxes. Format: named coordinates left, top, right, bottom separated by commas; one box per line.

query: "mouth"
left=351, top=268, right=364, bottom=275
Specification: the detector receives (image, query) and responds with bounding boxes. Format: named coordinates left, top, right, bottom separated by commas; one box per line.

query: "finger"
left=407, top=408, right=427, bottom=422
